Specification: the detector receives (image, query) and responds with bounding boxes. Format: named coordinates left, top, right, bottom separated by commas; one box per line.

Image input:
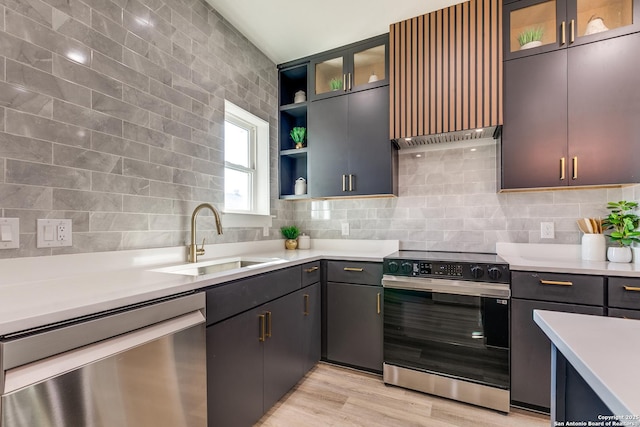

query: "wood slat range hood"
left=390, top=0, right=502, bottom=149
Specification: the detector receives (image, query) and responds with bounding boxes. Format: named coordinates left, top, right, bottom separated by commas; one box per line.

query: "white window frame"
left=223, top=100, right=271, bottom=228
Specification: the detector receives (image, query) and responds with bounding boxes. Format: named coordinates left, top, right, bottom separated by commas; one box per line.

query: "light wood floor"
left=256, top=363, right=549, bottom=427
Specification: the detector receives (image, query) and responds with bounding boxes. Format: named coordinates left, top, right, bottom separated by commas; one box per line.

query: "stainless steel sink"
left=151, top=257, right=285, bottom=277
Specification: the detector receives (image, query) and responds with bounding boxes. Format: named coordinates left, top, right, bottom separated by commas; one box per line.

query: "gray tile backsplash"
left=293, top=142, right=639, bottom=253
left=1, top=0, right=637, bottom=259
left=0, top=0, right=279, bottom=258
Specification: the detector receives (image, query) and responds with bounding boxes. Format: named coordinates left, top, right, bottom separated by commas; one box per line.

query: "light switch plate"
left=37, top=219, right=72, bottom=248
left=0, top=218, right=20, bottom=249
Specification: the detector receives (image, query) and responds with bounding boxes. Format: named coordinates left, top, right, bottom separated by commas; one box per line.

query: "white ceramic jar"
left=294, top=177, right=306, bottom=195
left=581, top=234, right=606, bottom=261
left=298, top=234, right=310, bottom=250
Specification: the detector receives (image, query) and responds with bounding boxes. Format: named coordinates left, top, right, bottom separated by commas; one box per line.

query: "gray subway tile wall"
left=293, top=143, right=638, bottom=253
left=0, top=0, right=281, bottom=258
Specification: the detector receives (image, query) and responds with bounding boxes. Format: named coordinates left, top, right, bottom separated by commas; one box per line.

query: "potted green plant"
left=602, top=200, right=640, bottom=262
left=281, top=225, right=301, bottom=250
left=290, top=127, right=306, bottom=149
left=518, top=27, right=544, bottom=50
left=329, top=77, right=343, bottom=91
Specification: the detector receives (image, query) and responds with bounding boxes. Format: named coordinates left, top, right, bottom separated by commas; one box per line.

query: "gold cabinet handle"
left=561, top=21, right=566, bottom=45
left=304, top=294, right=310, bottom=316
left=572, top=156, right=578, bottom=180
left=259, top=314, right=266, bottom=342
left=560, top=157, right=566, bottom=180
left=343, top=74, right=347, bottom=91
left=540, top=280, right=573, bottom=286
left=342, top=174, right=347, bottom=192
left=348, top=174, right=354, bottom=191
left=623, top=286, right=640, bottom=292
left=305, top=266, right=319, bottom=273
left=265, top=311, right=272, bottom=338
left=348, top=73, right=352, bottom=91
left=570, top=19, right=575, bottom=43
left=343, top=267, right=364, bottom=272
left=377, top=293, right=381, bottom=314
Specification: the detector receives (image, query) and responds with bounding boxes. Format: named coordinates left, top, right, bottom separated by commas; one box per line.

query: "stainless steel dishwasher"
left=0, top=292, right=206, bottom=427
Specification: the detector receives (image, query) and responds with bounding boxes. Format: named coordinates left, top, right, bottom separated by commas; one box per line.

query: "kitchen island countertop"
left=534, top=310, right=640, bottom=417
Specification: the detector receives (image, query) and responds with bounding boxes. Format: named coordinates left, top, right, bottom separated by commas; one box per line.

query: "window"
left=223, top=101, right=270, bottom=223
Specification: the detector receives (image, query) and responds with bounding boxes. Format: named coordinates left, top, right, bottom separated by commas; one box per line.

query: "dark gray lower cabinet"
left=326, top=281, right=383, bottom=372
left=301, top=282, right=321, bottom=374
left=511, top=299, right=604, bottom=412
left=207, top=268, right=321, bottom=427
left=207, top=304, right=264, bottom=427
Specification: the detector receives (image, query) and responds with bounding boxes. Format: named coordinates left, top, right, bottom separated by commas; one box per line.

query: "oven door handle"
left=382, top=275, right=510, bottom=299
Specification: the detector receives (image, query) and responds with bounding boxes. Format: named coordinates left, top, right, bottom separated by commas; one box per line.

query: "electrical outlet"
left=37, top=219, right=72, bottom=248
left=341, top=222, right=350, bottom=236
left=541, top=222, right=554, bottom=239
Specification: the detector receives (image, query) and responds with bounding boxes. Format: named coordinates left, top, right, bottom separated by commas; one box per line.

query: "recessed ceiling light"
left=475, top=128, right=484, bottom=132
left=415, top=154, right=422, bottom=158
left=405, top=137, right=412, bottom=141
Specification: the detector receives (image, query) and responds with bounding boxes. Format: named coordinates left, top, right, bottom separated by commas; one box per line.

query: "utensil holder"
left=581, top=234, right=606, bottom=261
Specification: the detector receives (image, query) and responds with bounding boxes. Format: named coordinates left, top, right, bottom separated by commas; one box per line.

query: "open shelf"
left=279, top=63, right=309, bottom=199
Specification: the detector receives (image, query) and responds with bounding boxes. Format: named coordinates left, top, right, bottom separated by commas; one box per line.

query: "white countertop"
left=497, top=243, right=640, bottom=277
left=534, top=310, right=640, bottom=416
left=0, top=239, right=398, bottom=336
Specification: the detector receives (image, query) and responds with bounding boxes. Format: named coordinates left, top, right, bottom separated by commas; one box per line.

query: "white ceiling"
left=204, top=0, right=466, bottom=65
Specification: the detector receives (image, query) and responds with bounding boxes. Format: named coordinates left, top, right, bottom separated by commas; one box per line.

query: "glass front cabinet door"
left=310, top=35, right=388, bottom=100
left=505, top=0, right=640, bottom=60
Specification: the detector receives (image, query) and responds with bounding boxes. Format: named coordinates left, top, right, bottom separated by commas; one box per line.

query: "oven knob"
left=470, top=265, right=484, bottom=279
left=401, top=262, right=413, bottom=274
left=387, top=261, right=399, bottom=273
left=488, top=267, right=502, bottom=281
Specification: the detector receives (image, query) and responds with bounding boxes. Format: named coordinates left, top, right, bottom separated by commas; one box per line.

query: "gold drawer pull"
left=540, top=280, right=573, bottom=286
left=265, top=311, right=272, bottom=338
left=259, top=314, right=266, bottom=342
left=305, top=266, right=319, bottom=273
left=623, top=286, right=640, bottom=292
left=343, top=267, right=364, bottom=272
left=377, top=293, right=381, bottom=314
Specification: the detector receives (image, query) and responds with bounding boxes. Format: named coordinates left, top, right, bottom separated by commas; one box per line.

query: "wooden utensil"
left=583, top=218, right=593, bottom=234
left=576, top=218, right=589, bottom=234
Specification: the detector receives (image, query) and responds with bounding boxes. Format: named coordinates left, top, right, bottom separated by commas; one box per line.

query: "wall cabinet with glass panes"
left=310, top=36, right=388, bottom=101
left=501, top=0, right=640, bottom=189
left=277, top=34, right=394, bottom=199
left=504, top=0, right=640, bottom=60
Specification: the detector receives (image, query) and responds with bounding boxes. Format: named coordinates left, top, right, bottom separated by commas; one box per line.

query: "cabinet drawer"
left=327, top=261, right=382, bottom=286
left=608, top=277, right=640, bottom=310
left=206, top=266, right=300, bottom=325
left=511, top=271, right=604, bottom=305
left=608, top=307, right=640, bottom=320
left=301, top=261, right=320, bottom=287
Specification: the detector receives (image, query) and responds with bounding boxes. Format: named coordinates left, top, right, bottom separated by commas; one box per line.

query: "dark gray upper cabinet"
left=502, top=50, right=568, bottom=189
left=502, top=31, right=640, bottom=189
left=504, top=0, right=640, bottom=61
left=308, top=86, right=396, bottom=197
left=310, top=35, right=389, bottom=101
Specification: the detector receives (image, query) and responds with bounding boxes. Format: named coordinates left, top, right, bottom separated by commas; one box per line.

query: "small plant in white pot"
left=518, top=27, right=544, bottom=50
left=602, top=201, right=640, bottom=263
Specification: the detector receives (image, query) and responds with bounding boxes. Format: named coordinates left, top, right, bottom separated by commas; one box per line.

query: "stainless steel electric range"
left=382, top=251, right=511, bottom=413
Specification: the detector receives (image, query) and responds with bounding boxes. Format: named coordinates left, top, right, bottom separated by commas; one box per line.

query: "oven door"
left=383, top=276, right=509, bottom=390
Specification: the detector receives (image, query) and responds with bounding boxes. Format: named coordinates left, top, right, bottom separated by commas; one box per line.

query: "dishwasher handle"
left=3, top=310, right=205, bottom=394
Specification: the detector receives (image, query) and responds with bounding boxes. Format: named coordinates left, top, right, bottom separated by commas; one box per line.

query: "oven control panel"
left=384, top=259, right=510, bottom=284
